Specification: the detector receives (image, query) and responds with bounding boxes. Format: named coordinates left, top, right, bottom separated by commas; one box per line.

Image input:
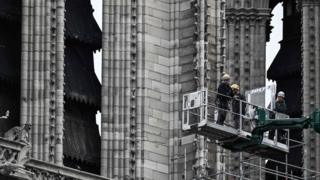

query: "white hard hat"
left=222, top=74, right=230, bottom=81
left=277, top=91, right=285, bottom=98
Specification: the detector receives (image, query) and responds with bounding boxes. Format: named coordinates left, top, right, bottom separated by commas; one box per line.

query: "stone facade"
left=101, top=0, right=225, bottom=179
left=5, top=0, right=320, bottom=179
left=0, top=0, right=103, bottom=179
left=20, top=0, right=65, bottom=165
left=225, top=1, right=271, bottom=179
left=225, top=0, right=270, bottom=93
left=301, top=0, right=320, bottom=178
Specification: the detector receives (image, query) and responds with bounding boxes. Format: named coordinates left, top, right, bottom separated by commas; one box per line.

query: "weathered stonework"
left=20, top=0, right=65, bottom=165
left=301, top=0, right=320, bottom=178
left=226, top=0, right=270, bottom=92
left=225, top=1, right=271, bottom=179
left=101, top=0, right=225, bottom=179
left=11, top=0, right=320, bottom=179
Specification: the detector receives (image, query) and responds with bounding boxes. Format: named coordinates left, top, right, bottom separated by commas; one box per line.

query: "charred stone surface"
left=0, top=0, right=101, bottom=174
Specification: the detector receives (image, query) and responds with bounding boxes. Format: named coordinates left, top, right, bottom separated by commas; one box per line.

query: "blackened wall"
left=62, top=0, right=101, bottom=174
left=267, top=0, right=303, bottom=178
left=0, top=0, right=21, bottom=135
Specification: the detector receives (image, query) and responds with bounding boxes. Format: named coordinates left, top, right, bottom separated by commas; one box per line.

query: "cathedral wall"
left=101, top=0, right=225, bottom=179
left=301, top=0, right=320, bottom=177
left=225, top=0, right=271, bottom=179
left=226, top=0, right=270, bottom=92
left=141, top=1, right=173, bottom=179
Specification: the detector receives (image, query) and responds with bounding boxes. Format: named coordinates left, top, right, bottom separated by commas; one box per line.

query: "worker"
left=268, top=91, right=287, bottom=141
left=275, top=91, right=287, bottom=114
left=231, top=84, right=246, bottom=129
left=216, top=74, right=233, bottom=125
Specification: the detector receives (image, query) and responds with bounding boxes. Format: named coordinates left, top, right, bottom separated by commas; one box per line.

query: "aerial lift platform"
left=182, top=89, right=320, bottom=158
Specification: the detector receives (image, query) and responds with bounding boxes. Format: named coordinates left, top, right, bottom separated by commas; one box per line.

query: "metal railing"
left=182, top=89, right=208, bottom=130
left=204, top=153, right=320, bottom=180
left=182, top=90, right=320, bottom=180
left=182, top=89, right=290, bottom=146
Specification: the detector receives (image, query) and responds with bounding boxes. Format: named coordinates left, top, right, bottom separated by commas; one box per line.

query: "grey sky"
left=92, top=0, right=102, bottom=83
left=266, top=3, right=283, bottom=85
left=266, top=4, right=283, bottom=70
left=92, top=0, right=102, bottom=132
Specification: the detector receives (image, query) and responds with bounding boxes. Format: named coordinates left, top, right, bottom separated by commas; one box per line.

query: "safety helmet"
left=222, top=74, right=230, bottom=81
left=231, top=84, right=240, bottom=90
left=277, top=91, right=285, bottom=98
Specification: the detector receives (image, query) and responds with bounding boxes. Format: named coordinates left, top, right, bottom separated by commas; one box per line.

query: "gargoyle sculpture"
left=4, top=124, right=31, bottom=145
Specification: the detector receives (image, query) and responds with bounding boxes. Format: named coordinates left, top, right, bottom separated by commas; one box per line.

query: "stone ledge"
left=25, top=159, right=111, bottom=180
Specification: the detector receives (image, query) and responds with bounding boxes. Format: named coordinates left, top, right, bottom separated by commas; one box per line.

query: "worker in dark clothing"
left=216, top=74, right=233, bottom=125
left=268, top=91, right=287, bottom=141
left=275, top=91, right=287, bottom=114
left=231, top=84, right=246, bottom=129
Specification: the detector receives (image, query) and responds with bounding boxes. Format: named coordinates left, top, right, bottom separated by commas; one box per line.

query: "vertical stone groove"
left=20, top=0, right=65, bottom=164
left=302, top=0, right=320, bottom=178
left=101, top=0, right=225, bottom=179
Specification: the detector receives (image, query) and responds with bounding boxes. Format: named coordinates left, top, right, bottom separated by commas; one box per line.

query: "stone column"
left=239, top=17, right=246, bottom=92
left=249, top=19, right=256, bottom=88
left=225, top=1, right=271, bottom=179
left=258, top=18, right=267, bottom=86
left=101, top=0, right=226, bottom=179
left=225, top=0, right=270, bottom=91
left=301, top=0, right=320, bottom=177
left=21, top=0, right=65, bottom=164
left=226, top=18, right=235, bottom=80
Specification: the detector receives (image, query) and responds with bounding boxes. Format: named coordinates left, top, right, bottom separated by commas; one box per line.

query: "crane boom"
left=182, top=89, right=320, bottom=156
left=222, top=109, right=320, bottom=151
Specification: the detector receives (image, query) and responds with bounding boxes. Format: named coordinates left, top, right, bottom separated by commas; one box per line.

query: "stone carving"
left=0, top=145, right=31, bottom=176
left=4, top=124, right=31, bottom=145
left=0, top=112, right=32, bottom=177
left=27, top=169, right=65, bottom=180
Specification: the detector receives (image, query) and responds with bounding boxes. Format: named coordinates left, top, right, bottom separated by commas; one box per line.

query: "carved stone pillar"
left=101, top=0, right=226, bottom=179
left=301, top=0, right=320, bottom=177
left=21, top=0, right=65, bottom=164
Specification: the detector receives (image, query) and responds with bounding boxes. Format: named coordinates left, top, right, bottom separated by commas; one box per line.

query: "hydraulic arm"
left=221, top=108, right=320, bottom=152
